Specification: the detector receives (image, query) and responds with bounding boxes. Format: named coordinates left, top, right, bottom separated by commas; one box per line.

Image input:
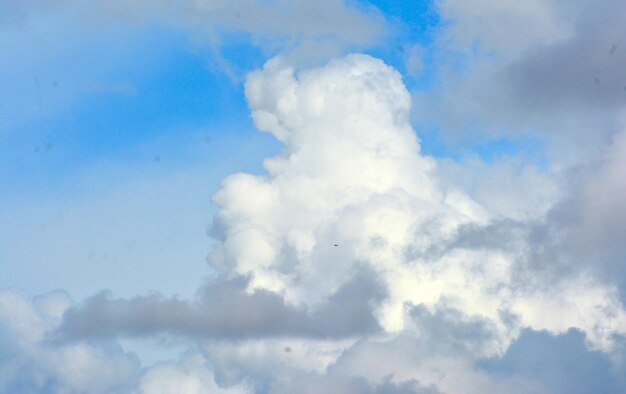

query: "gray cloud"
left=504, top=0, right=626, bottom=111
left=419, top=192, right=626, bottom=297
left=55, top=271, right=384, bottom=341
left=409, top=304, right=502, bottom=356
left=416, top=0, right=626, bottom=164
left=404, top=218, right=529, bottom=263
left=526, top=134, right=626, bottom=291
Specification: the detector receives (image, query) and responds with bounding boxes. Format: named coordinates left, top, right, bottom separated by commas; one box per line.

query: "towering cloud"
left=209, top=53, right=626, bottom=356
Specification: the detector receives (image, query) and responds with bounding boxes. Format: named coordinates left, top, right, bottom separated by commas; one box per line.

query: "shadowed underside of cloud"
left=56, top=272, right=384, bottom=341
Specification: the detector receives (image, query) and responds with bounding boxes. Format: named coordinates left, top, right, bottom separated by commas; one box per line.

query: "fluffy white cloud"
left=208, top=54, right=626, bottom=362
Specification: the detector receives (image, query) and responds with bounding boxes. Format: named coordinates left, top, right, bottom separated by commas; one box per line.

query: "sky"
left=1, top=0, right=626, bottom=393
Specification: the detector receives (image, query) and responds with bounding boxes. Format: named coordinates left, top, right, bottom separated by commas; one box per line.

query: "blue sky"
left=1, top=17, right=281, bottom=299
left=2, top=1, right=626, bottom=393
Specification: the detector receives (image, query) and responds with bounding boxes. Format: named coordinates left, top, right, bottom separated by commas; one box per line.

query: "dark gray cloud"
left=529, top=141, right=626, bottom=292
left=503, top=0, right=626, bottom=111
left=55, top=271, right=384, bottom=341
left=404, top=218, right=529, bottom=263
left=409, top=304, right=501, bottom=356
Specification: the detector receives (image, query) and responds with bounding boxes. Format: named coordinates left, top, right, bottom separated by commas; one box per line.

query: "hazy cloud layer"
left=1, top=0, right=386, bottom=63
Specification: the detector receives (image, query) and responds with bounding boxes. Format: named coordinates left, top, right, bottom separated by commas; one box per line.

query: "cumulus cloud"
left=5, top=1, right=626, bottom=390
left=0, top=45, right=623, bottom=392
left=24, top=51, right=623, bottom=393
left=207, top=53, right=626, bottom=354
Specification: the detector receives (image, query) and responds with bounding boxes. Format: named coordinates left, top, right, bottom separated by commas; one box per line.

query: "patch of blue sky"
left=357, top=1, right=550, bottom=169
left=1, top=26, right=281, bottom=201
left=418, top=124, right=549, bottom=170
left=366, top=0, right=440, bottom=45
left=207, top=30, right=273, bottom=80
left=471, top=135, right=547, bottom=167
left=1, top=24, right=284, bottom=300
left=364, top=0, right=440, bottom=87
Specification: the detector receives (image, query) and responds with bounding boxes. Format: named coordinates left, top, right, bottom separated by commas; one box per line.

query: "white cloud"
left=437, top=156, right=562, bottom=221
left=210, top=53, right=626, bottom=361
